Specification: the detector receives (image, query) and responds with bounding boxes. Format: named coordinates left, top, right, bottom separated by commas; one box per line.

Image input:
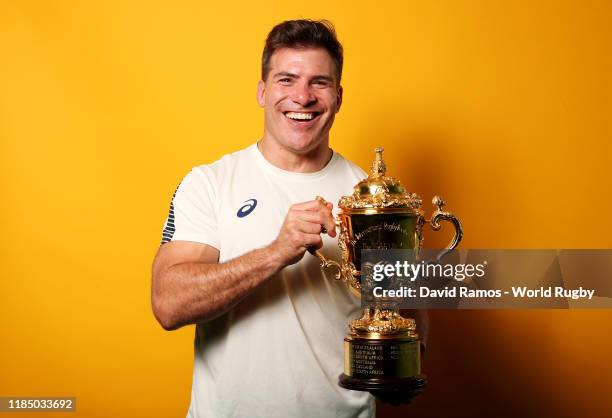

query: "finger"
left=293, top=219, right=324, bottom=235
left=293, top=211, right=336, bottom=238
left=318, top=204, right=337, bottom=238
left=302, top=234, right=323, bottom=250
left=293, top=210, right=325, bottom=224
left=290, top=198, right=329, bottom=212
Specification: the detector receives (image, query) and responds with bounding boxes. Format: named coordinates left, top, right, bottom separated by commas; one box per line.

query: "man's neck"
left=257, top=138, right=333, bottom=173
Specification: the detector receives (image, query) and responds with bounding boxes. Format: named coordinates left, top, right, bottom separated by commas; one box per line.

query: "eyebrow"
left=311, top=75, right=334, bottom=83
left=273, top=72, right=335, bottom=83
left=273, top=72, right=298, bottom=79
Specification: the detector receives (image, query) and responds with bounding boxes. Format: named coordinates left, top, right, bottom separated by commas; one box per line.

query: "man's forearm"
left=152, top=246, right=283, bottom=330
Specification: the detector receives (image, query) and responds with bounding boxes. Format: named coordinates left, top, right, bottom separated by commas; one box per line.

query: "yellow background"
left=1, top=1, right=611, bottom=417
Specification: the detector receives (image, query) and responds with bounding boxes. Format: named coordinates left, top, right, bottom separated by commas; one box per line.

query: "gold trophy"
left=311, top=147, right=463, bottom=401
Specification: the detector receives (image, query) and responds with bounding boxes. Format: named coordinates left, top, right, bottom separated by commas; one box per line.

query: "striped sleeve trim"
left=160, top=187, right=178, bottom=245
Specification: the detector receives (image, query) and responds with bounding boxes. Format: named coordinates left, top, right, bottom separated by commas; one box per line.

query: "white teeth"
left=285, top=112, right=315, bottom=120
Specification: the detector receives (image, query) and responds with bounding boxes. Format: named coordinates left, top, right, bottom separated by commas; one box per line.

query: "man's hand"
left=152, top=198, right=337, bottom=330
left=269, top=199, right=337, bottom=266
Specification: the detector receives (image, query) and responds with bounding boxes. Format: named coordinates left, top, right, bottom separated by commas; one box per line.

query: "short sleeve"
left=160, top=166, right=220, bottom=249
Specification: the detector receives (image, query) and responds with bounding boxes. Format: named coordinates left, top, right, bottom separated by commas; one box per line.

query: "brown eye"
left=313, top=80, right=330, bottom=87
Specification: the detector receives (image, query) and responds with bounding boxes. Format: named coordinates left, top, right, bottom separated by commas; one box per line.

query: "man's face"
left=257, top=47, right=343, bottom=154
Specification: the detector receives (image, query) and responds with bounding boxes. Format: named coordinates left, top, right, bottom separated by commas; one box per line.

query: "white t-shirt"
left=161, top=144, right=374, bottom=418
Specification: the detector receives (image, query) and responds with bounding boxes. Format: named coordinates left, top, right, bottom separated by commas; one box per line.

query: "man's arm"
left=151, top=199, right=336, bottom=330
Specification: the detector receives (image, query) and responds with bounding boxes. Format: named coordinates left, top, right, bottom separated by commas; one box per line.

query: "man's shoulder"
left=333, top=150, right=368, bottom=180
left=173, top=143, right=257, bottom=193
left=193, top=143, right=256, bottom=172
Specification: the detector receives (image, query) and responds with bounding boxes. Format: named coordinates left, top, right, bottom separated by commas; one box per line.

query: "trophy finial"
left=432, top=195, right=446, bottom=210
left=371, top=147, right=386, bottom=178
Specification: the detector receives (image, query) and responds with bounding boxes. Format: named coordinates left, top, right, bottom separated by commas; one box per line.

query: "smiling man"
left=257, top=45, right=341, bottom=168
left=152, top=20, right=374, bottom=418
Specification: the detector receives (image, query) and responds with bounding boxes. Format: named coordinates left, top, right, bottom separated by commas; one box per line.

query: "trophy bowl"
left=311, top=147, right=463, bottom=402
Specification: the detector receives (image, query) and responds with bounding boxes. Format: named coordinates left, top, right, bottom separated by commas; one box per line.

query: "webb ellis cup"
left=311, top=148, right=463, bottom=400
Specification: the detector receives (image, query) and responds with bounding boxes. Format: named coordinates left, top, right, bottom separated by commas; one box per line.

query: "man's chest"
left=215, top=178, right=323, bottom=261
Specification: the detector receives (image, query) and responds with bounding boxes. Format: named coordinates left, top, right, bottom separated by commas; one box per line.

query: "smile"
left=284, top=111, right=320, bottom=121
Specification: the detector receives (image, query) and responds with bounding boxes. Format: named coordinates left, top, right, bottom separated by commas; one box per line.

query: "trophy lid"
left=339, top=147, right=422, bottom=211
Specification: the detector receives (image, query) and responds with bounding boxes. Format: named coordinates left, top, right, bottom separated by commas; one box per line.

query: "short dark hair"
left=262, top=19, right=343, bottom=83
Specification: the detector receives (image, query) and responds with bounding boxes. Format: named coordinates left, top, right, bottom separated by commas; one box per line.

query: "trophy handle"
left=309, top=244, right=361, bottom=299
left=308, top=197, right=361, bottom=290
left=427, top=196, right=463, bottom=261
left=308, top=246, right=343, bottom=281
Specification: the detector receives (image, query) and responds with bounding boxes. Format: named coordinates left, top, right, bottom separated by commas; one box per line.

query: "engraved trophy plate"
left=311, top=147, right=463, bottom=402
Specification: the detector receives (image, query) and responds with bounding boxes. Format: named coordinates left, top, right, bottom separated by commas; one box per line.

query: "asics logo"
left=237, top=199, right=257, bottom=218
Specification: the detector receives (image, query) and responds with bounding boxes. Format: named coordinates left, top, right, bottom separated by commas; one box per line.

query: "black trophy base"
left=341, top=335, right=427, bottom=405
left=339, top=374, right=427, bottom=405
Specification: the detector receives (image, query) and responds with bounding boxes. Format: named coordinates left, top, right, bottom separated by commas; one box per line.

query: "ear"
left=257, top=80, right=266, bottom=107
left=335, top=85, right=343, bottom=113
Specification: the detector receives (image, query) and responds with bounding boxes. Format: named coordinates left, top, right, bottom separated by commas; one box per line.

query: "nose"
left=291, top=81, right=316, bottom=107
